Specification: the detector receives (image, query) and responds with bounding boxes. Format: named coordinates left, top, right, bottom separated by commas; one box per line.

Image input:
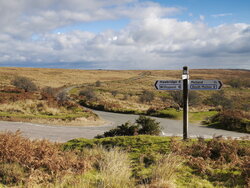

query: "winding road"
left=0, top=109, right=249, bottom=142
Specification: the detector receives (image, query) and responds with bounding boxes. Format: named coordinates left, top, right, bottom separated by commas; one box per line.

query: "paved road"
left=0, top=110, right=249, bottom=142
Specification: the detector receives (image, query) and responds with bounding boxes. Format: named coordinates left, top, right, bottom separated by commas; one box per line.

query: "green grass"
left=151, top=109, right=218, bottom=123
left=150, top=108, right=182, bottom=119
left=189, top=111, right=218, bottom=123
left=68, top=87, right=79, bottom=95
left=63, top=135, right=173, bottom=154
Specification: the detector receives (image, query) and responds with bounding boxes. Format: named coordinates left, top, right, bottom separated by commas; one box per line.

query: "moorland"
left=0, top=67, right=250, bottom=187
left=0, top=67, right=249, bottom=132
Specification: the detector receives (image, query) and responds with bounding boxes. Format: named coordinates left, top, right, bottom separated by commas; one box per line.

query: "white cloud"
left=199, top=15, right=205, bottom=21
left=212, top=13, right=233, bottom=18
left=0, top=0, right=249, bottom=69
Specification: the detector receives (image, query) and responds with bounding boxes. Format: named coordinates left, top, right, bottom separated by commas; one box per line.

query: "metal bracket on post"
left=182, top=66, right=189, bottom=140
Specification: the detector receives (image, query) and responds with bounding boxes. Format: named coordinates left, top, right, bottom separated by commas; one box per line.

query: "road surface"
left=0, top=109, right=249, bottom=142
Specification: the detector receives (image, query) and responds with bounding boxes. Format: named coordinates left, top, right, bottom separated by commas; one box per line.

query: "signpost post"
left=154, top=67, right=223, bottom=140
left=182, top=66, right=189, bottom=140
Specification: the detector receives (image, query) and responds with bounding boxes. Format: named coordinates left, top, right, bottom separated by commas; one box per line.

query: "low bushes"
left=147, top=108, right=182, bottom=119
left=11, top=76, right=37, bottom=92
left=2, top=132, right=248, bottom=187
left=95, top=115, right=162, bottom=138
left=171, top=137, right=250, bottom=187
left=206, top=110, right=250, bottom=133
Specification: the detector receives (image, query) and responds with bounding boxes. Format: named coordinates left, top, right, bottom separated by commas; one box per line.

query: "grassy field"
left=0, top=86, right=103, bottom=126
left=69, top=69, right=250, bottom=125
left=1, top=67, right=249, bottom=88
left=1, top=131, right=249, bottom=187
left=0, top=67, right=143, bottom=88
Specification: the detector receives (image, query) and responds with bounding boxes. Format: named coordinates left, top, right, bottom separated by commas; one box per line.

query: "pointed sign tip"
left=154, top=81, right=158, bottom=90
left=218, top=81, right=223, bottom=89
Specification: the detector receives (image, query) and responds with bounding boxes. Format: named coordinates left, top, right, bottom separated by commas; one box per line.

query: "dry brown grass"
left=76, top=69, right=250, bottom=115
left=149, top=154, right=182, bottom=188
left=2, top=67, right=249, bottom=89
left=0, top=131, right=93, bottom=187
left=98, top=147, right=134, bottom=188
left=0, top=67, right=143, bottom=88
left=170, top=137, right=250, bottom=186
left=1, top=67, right=249, bottom=125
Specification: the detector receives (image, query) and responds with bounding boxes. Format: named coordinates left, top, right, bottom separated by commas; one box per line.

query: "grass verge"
left=64, top=135, right=250, bottom=187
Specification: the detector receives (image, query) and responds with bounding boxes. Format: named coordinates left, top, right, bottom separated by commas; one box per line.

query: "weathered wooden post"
left=182, top=66, right=189, bottom=140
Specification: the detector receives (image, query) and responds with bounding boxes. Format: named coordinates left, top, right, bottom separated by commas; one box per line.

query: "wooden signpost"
left=155, top=66, right=223, bottom=140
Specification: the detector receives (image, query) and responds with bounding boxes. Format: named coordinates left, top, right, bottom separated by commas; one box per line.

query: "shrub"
left=56, top=91, right=68, bottom=103
left=170, top=91, right=201, bottom=107
left=96, top=122, right=139, bottom=138
left=96, top=116, right=162, bottom=138
left=41, top=86, right=56, bottom=97
left=95, top=80, right=101, bottom=87
left=79, top=88, right=96, bottom=101
left=11, top=76, right=37, bottom=92
left=228, top=78, right=242, bottom=88
left=140, top=90, right=155, bottom=103
left=111, top=90, right=118, bottom=97
left=170, top=91, right=183, bottom=107
left=207, top=110, right=250, bottom=133
left=204, top=90, right=234, bottom=109
left=136, top=115, right=162, bottom=135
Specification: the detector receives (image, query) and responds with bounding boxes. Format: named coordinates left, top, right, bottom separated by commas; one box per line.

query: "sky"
left=0, top=0, right=250, bottom=70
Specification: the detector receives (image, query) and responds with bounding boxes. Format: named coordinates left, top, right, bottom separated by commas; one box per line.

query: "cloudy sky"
left=0, top=0, right=250, bottom=70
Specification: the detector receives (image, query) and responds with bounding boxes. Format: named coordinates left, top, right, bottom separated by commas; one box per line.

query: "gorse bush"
left=41, top=86, right=57, bottom=98
left=56, top=91, right=68, bottom=103
left=96, top=115, right=162, bottom=138
left=207, top=110, right=250, bottom=133
left=99, top=122, right=139, bottom=138
left=111, top=90, right=118, bottom=97
left=136, top=115, right=162, bottom=135
left=170, top=91, right=201, bottom=107
left=140, top=90, right=155, bottom=103
left=79, top=88, right=96, bottom=101
left=227, top=78, right=250, bottom=88
left=228, top=78, right=242, bottom=88
left=11, top=76, right=37, bottom=92
left=204, top=90, right=234, bottom=109
left=95, top=80, right=101, bottom=87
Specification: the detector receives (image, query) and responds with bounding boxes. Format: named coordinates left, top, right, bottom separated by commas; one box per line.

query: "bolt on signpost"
left=155, top=66, right=223, bottom=140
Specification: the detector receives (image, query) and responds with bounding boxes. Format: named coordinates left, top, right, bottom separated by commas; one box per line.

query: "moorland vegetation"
left=0, top=131, right=249, bottom=187
left=0, top=68, right=249, bottom=132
